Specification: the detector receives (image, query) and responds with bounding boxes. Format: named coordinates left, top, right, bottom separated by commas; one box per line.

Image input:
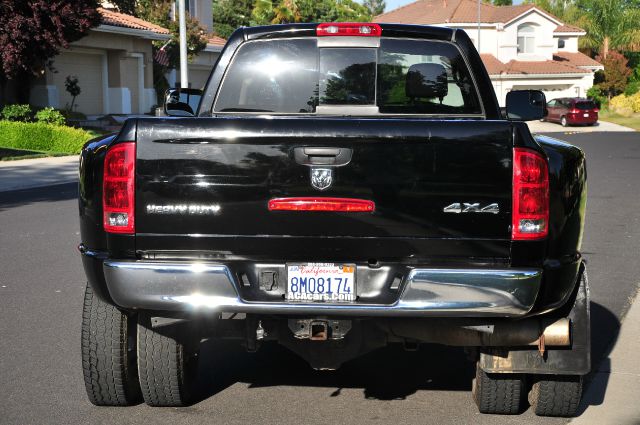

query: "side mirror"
left=164, top=88, right=203, bottom=117
left=505, top=90, right=547, bottom=121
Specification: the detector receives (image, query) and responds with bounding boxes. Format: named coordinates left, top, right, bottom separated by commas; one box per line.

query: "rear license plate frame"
left=286, top=263, right=356, bottom=302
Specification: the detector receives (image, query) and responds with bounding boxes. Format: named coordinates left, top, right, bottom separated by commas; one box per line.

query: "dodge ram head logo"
left=311, top=168, right=333, bottom=191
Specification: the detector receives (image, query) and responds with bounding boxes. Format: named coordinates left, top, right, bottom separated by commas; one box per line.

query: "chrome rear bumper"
left=103, top=261, right=541, bottom=317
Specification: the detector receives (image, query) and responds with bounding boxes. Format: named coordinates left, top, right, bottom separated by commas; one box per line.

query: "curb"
left=571, top=287, right=640, bottom=424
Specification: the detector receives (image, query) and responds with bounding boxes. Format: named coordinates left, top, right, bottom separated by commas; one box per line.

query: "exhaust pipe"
left=384, top=318, right=571, bottom=347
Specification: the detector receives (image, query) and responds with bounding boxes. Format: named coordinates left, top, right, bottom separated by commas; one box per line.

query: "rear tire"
left=81, top=284, right=141, bottom=406
left=561, top=116, right=568, bottom=127
left=473, top=364, right=525, bottom=414
left=137, top=314, right=200, bottom=407
left=529, top=375, right=582, bottom=417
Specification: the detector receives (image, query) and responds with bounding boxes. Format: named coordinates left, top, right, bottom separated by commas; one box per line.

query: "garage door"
left=50, top=52, right=104, bottom=115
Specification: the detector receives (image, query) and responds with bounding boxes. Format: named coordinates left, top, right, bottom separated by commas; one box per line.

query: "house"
left=30, top=8, right=170, bottom=116
left=373, top=0, right=603, bottom=105
left=30, top=2, right=226, bottom=117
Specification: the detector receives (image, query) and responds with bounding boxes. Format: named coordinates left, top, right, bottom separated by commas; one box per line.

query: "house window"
left=558, top=38, right=566, bottom=49
left=517, top=24, right=536, bottom=54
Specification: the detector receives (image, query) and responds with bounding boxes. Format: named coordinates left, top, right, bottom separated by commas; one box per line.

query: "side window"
left=547, top=100, right=556, bottom=107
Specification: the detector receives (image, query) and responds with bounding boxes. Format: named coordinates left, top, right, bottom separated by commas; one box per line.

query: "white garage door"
left=51, top=52, right=104, bottom=115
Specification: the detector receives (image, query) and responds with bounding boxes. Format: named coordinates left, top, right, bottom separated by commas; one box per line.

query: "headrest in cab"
left=405, top=63, right=448, bottom=102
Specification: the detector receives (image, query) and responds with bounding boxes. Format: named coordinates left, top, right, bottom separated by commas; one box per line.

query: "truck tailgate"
left=134, top=117, right=513, bottom=260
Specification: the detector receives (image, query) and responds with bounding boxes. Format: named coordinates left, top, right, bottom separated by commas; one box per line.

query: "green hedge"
left=0, top=121, right=94, bottom=154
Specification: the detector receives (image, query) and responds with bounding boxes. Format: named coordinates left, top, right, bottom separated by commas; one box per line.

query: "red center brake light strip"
left=268, top=197, right=375, bottom=212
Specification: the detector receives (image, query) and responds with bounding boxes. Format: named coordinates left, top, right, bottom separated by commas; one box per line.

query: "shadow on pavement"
left=0, top=182, right=77, bottom=211
left=190, top=301, right=620, bottom=412
left=576, top=302, right=621, bottom=415
left=193, top=339, right=473, bottom=404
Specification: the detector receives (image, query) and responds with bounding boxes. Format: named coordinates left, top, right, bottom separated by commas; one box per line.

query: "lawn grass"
left=598, top=110, right=640, bottom=131
left=0, top=121, right=110, bottom=160
left=0, top=147, right=72, bottom=161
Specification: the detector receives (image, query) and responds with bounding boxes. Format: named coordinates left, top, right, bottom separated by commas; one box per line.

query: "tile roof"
left=99, top=8, right=170, bottom=35
left=374, top=0, right=584, bottom=32
left=553, top=51, right=603, bottom=68
left=480, top=54, right=506, bottom=74
left=207, top=35, right=227, bottom=47
left=553, top=23, right=585, bottom=33
left=481, top=54, right=595, bottom=76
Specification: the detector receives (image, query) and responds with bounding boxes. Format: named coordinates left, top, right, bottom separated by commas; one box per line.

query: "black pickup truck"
left=78, top=23, right=589, bottom=417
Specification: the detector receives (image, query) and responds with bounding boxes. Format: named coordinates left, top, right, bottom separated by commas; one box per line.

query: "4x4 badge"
left=443, top=202, right=500, bottom=214
left=310, top=168, right=333, bottom=191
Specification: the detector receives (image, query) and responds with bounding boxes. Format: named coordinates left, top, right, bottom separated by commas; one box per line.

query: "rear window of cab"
left=213, top=38, right=482, bottom=116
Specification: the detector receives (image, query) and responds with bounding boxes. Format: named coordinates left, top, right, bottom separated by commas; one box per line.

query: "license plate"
left=286, top=263, right=356, bottom=302
left=583, top=113, right=589, bottom=117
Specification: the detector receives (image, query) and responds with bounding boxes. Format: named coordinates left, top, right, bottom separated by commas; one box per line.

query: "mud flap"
left=479, top=265, right=590, bottom=375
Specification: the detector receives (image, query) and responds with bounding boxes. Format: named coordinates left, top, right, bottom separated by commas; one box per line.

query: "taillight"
left=512, top=148, right=549, bottom=240
left=268, top=197, right=375, bottom=212
left=316, top=23, right=381, bottom=37
left=569, top=109, right=580, bottom=114
left=103, top=142, right=135, bottom=233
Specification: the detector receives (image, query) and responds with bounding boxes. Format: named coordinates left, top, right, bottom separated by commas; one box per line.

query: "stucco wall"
left=491, top=73, right=595, bottom=106
left=31, top=29, right=159, bottom=115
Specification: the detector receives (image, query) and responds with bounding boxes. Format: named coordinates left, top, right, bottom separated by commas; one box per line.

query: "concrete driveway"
left=527, top=119, right=635, bottom=133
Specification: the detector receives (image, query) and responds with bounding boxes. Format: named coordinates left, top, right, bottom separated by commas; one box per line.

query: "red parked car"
left=543, top=98, right=599, bottom=126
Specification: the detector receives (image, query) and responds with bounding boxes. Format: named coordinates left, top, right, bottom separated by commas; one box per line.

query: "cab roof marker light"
left=316, top=23, right=382, bottom=37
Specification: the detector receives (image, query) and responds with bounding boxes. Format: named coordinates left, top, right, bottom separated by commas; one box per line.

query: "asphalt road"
left=1, top=131, right=639, bottom=425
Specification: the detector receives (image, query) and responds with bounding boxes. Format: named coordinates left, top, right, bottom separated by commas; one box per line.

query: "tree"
left=362, top=0, right=386, bottom=16
left=213, top=0, right=254, bottom=39
left=135, top=0, right=207, bottom=65
left=134, top=1, right=207, bottom=100
left=64, top=75, right=81, bottom=112
left=0, top=0, right=101, bottom=104
left=529, top=0, right=582, bottom=25
left=334, top=0, right=371, bottom=21
left=492, top=0, right=513, bottom=5
left=578, top=0, right=640, bottom=59
left=251, top=0, right=274, bottom=25
left=272, top=0, right=301, bottom=24
left=596, top=51, right=632, bottom=100
left=108, top=0, right=137, bottom=14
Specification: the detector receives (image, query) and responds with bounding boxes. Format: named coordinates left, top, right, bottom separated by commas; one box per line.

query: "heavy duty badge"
left=310, top=168, right=333, bottom=191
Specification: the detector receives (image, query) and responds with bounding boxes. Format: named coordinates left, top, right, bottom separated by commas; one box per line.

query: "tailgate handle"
left=294, top=147, right=352, bottom=166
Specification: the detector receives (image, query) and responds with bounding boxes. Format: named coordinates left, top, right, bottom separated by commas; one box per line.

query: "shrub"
left=1, top=104, right=32, bottom=122
left=0, top=121, right=95, bottom=154
left=624, top=81, right=640, bottom=96
left=587, top=86, right=607, bottom=109
left=35, top=107, right=66, bottom=126
left=609, top=92, right=640, bottom=116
